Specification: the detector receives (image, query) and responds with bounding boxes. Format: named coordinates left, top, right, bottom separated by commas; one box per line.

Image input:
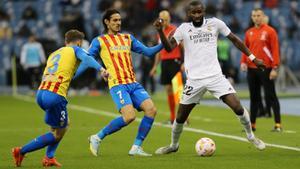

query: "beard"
left=192, top=21, right=202, bottom=27
left=192, top=18, right=203, bottom=27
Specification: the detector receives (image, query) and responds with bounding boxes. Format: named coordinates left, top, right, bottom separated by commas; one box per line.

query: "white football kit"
left=173, top=17, right=236, bottom=104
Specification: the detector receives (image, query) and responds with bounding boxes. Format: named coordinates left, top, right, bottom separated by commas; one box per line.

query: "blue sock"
left=134, top=116, right=154, bottom=146
left=97, top=116, right=127, bottom=140
left=21, top=132, right=56, bottom=155
left=46, top=141, right=60, bottom=158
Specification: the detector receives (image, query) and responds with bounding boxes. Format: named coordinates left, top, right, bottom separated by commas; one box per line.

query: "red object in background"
left=145, top=0, right=157, bottom=11
left=264, top=0, right=279, bottom=9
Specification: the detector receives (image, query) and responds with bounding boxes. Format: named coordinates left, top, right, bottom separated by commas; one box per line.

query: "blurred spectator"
left=0, top=9, right=12, bottom=40
left=140, top=34, right=156, bottom=94
left=60, top=0, right=82, bottom=6
left=217, top=38, right=233, bottom=80
left=20, top=35, right=46, bottom=90
left=206, top=3, right=217, bottom=16
left=22, top=6, right=38, bottom=20
left=98, top=0, right=113, bottom=13
left=229, top=16, right=242, bottom=33
left=17, top=23, right=32, bottom=38
left=0, top=0, right=300, bottom=90
left=220, top=0, right=233, bottom=15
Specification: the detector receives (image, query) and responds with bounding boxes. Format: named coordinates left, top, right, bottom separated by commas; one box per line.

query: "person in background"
left=240, top=8, right=281, bottom=132
left=150, top=10, right=183, bottom=124
left=140, top=34, right=156, bottom=94
left=20, top=35, right=46, bottom=90
left=217, top=37, right=234, bottom=83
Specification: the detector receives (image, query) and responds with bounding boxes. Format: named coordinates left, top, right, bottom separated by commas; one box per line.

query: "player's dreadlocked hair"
left=102, top=9, right=120, bottom=33
left=65, top=29, right=85, bottom=43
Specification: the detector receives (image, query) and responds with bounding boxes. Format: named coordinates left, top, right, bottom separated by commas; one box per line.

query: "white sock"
left=171, top=120, right=184, bottom=148
left=237, top=107, right=255, bottom=139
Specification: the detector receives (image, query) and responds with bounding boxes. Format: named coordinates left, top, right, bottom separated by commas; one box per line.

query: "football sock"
left=46, top=141, right=60, bottom=158
left=237, top=107, right=254, bottom=139
left=134, top=116, right=154, bottom=146
left=171, top=120, right=184, bottom=147
left=20, top=132, right=56, bottom=155
left=275, top=123, right=281, bottom=128
left=167, top=94, right=176, bottom=122
left=97, top=116, right=127, bottom=140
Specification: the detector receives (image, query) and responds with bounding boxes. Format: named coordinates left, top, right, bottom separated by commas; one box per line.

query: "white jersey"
left=173, top=17, right=231, bottom=79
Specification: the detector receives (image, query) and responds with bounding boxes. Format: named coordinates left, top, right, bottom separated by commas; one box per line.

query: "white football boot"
left=155, top=144, right=179, bottom=155
left=89, top=135, right=101, bottom=156
left=247, top=137, right=266, bottom=150
left=128, top=145, right=152, bottom=156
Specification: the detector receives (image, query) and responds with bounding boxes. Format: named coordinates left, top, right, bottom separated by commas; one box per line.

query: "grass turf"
left=0, top=94, right=299, bottom=169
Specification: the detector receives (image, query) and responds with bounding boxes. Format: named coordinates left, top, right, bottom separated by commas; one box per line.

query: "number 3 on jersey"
left=48, top=54, right=61, bottom=74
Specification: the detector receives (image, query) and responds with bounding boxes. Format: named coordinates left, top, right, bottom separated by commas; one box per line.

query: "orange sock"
left=167, top=94, right=176, bottom=122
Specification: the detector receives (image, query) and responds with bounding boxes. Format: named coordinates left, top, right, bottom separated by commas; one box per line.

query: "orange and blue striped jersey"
left=39, top=47, right=80, bottom=97
left=39, top=46, right=102, bottom=97
left=89, top=33, right=163, bottom=88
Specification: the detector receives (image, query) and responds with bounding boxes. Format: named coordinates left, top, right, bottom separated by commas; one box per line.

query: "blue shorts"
left=110, top=82, right=150, bottom=111
left=36, top=90, right=68, bottom=128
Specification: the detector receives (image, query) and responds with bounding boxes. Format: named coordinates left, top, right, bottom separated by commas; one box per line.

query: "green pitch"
left=0, top=94, right=299, bottom=169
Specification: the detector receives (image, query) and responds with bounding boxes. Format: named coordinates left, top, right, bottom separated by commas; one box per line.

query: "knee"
left=233, top=105, right=244, bottom=115
left=123, top=111, right=136, bottom=124
left=145, top=106, right=157, bottom=118
left=176, top=114, right=185, bottom=123
left=53, top=130, right=66, bottom=142
left=52, top=126, right=68, bottom=142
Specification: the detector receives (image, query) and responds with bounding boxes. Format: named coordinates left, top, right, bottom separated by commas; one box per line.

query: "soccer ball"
left=195, top=137, right=216, bottom=156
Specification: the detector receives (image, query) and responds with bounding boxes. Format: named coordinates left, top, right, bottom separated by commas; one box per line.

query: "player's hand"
left=100, top=68, right=109, bottom=82
left=153, top=18, right=163, bottom=31
left=269, top=69, right=278, bottom=80
left=253, top=58, right=265, bottom=71
left=240, top=63, right=247, bottom=72
left=149, top=67, right=157, bottom=77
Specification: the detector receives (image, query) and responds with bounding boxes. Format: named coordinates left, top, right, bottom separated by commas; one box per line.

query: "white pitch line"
left=14, top=95, right=300, bottom=152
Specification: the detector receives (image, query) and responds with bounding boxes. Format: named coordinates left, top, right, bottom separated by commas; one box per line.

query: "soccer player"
left=240, top=8, right=281, bottom=131
left=154, top=1, right=266, bottom=155
left=150, top=10, right=183, bottom=124
left=12, top=29, right=109, bottom=167
left=88, top=9, right=163, bottom=156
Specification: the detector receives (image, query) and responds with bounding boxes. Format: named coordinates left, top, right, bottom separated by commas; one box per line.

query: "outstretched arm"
left=154, top=19, right=178, bottom=52
left=73, top=47, right=108, bottom=80
left=227, top=32, right=265, bottom=70
left=131, top=35, right=163, bottom=57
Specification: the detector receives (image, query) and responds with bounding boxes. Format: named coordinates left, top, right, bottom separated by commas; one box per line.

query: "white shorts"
left=180, top=74, right=236, bottom=104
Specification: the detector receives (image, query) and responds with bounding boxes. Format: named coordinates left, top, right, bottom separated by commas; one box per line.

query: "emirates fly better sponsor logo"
left=189, top=30, right=213, bottom=44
